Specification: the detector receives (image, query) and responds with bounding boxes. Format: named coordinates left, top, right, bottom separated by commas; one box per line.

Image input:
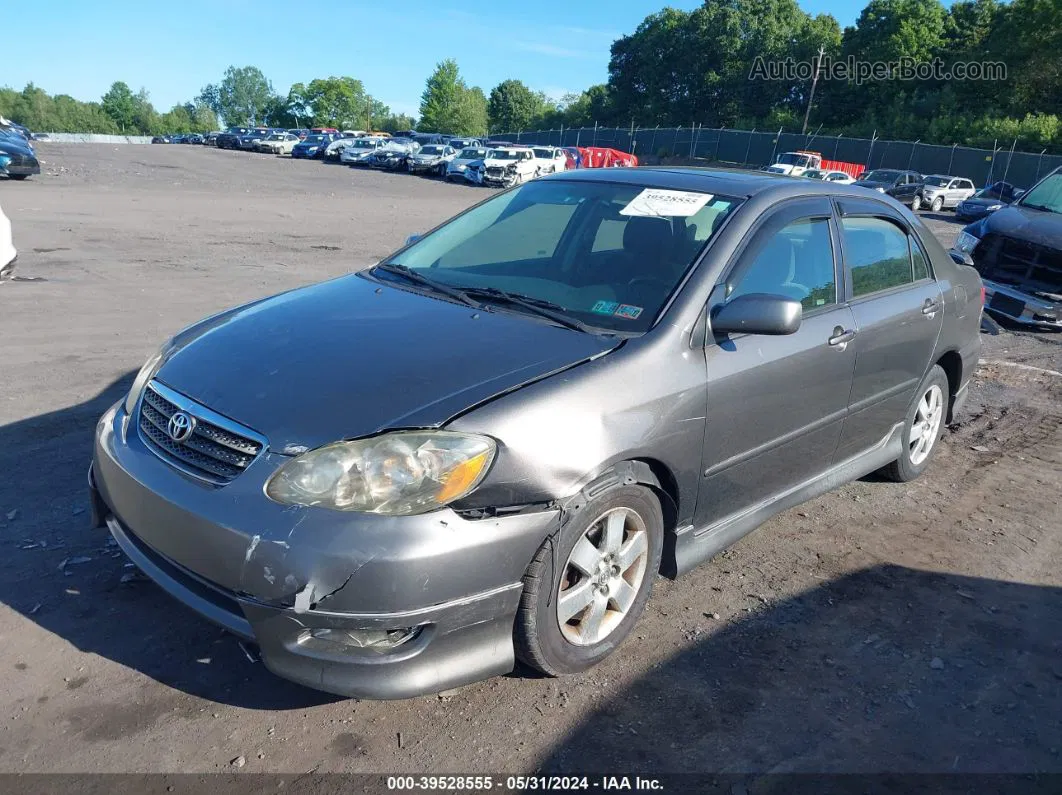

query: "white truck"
left=766, top=150, right=863, bottom=179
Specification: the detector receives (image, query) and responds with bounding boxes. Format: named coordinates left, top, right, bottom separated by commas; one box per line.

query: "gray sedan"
left=90, top=169, right=983, bottom=699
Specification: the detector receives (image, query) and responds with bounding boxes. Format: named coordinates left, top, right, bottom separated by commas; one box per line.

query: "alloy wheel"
left=909, top=384, right=944, bottom=466
left=556, top=507, right=649, bottom=646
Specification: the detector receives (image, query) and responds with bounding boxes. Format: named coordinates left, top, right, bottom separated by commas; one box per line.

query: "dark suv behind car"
left=854, top=169, right=924, bottom=209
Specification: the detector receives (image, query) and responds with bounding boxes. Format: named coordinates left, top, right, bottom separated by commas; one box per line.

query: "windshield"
left=266, top=134, right=285, bottom=141
left=533, top=148, right=554, bottom=158
left=376, top=180, right=741, bottom=333
left=420, top=145, right=444, bottom=155
left=803, top=170, right=824, bottom=179
left=862, top=169, right=901, bottom=182
left=1017, top=173, right=1062, bottom=214
left=459, top=148, right=487, bottom=159
left=924, top=176, right=950, bottom=187
left=777, top=153, right=812, bottom=167
left=303, top=135, right=328, bottom=143
left=488, top=150, right=522, bottom=160
left=349, top=139, right=376, bottom=149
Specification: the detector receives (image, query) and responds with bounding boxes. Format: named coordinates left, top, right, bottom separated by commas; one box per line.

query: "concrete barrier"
left=38, top=133, right=154, bottom=144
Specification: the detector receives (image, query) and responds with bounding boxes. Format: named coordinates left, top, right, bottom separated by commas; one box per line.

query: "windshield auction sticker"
left=620, top=188, right=713, bottom=217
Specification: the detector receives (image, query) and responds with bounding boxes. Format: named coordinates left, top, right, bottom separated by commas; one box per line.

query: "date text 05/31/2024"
left=386, top=776, right=665, bottom=791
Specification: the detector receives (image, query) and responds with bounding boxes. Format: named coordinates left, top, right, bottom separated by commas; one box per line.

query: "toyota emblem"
left=167, top=411, right=196, bottom=442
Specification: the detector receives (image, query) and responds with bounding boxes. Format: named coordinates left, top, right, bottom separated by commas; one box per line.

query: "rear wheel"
left=911, top=195, right=921, bottom=211
left=880, top=365, right=949, bottom=482
left=515, top=483, right=663, bottom=676
left=8, top=175, right=28, bottom=180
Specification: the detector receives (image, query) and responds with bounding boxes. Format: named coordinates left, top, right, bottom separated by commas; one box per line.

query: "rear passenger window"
left=841, top=217, right=914, bottom=297
left=910, top=236, right=930, bottom=281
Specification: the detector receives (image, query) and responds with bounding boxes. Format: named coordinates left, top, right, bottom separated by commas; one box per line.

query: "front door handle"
left=922, top=298, right=941, bottom=316
left=828, top=327, right=857, bottom=346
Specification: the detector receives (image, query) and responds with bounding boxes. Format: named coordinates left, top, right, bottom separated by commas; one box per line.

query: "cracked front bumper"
left=90, top=400, right=560, bottom=698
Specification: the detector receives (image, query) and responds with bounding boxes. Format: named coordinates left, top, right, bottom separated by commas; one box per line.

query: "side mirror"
left=404, top=234, right=421, bottom=246
left=711, top=293, right=802, bottom=336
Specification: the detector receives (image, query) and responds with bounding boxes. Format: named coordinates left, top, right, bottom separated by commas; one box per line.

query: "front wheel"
left=437, top=163, right=447, bottom=178
left=880, top=364, right=949, bottom=482
left=930, top=196, right=944, bottom=212
left=515, top=483, right=663, bottom=676
left=8, top=174, right=28, bottom=180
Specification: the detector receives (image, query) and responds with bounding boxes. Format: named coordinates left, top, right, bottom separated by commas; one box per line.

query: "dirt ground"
left=1, top=144, right=1060, bottom=778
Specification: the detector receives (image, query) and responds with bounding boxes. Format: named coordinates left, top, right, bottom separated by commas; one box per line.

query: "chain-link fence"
left=500, top=126, right=1062, bottom=189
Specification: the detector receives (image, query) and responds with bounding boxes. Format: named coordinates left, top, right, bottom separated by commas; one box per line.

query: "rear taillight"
left=980, top=286, right=986, bottom=305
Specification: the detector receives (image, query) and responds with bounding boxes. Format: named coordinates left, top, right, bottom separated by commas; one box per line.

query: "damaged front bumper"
left=90, top=400, right=559, bottom=699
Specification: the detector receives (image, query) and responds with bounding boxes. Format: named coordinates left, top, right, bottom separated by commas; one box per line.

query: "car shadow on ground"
left=541, top=564, right=1062, bottom=777
left=0, top=374, right=338, bottom=709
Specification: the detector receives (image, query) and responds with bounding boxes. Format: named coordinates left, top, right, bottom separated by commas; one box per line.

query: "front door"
left=696, top=198, right=857, bottom=528
left=833, top=198, right=944, bottom=461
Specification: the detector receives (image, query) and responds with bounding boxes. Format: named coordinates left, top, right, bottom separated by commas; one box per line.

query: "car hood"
left=155, top=274, right=619, bottom=451
left=979, top=204, right=1062, bottom=246
left=963, top=196, right=1007, bottom=207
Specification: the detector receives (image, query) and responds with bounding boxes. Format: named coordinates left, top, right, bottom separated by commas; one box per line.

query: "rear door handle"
left=922, top=299, right=941, bottom=316
left=828, top=328, right=856, bottom=346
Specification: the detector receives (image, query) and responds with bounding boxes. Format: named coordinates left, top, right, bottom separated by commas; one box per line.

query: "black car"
left=151, top=136, right=172, bottom=144
left=237, top=128, right=275, bottom=150
left=854, top=169, right=924, bottom=209
left=0, top=135, right=41, bottom=179
left=184, top=134, right=204, bottom=145
left=215, top=127, right=250, bottom=149
left=951, top=167, right=1062, bottom=330
left=955, top=181, right=1025, bottom=222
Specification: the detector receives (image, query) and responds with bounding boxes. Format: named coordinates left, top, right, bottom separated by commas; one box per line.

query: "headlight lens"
left=123, top=343, right=173, bottom=415
left=265, top=431, right=496, bottom=514
left=875, top=186, right=886, bottom=193
left=955, top=230, right=981, bottom=254
left=986, top=204, right=1003, bottom=211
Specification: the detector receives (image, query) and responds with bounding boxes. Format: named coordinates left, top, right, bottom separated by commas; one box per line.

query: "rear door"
left=696, top=198, right=857, bottom=526
left=833, top=198, right=944, bottom=461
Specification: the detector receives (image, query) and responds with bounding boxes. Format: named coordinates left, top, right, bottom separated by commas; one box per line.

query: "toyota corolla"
left=90, top=168, right=982, bottom=699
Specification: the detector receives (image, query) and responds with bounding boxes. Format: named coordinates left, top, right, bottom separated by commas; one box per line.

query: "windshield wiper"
left=370, top=263, right=483, bottom=309
left=461, top=287, right=593, bottom=333
left=1021, top=202, right=1060, bottom=214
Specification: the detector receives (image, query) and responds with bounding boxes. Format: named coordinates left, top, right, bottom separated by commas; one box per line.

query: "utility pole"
left=801, top=46, right=825, bottom=136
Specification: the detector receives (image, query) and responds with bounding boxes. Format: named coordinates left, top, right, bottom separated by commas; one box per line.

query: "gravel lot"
left=2, top=144, right=1061, bottom=777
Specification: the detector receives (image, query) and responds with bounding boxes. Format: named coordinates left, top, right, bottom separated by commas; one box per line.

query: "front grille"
left=976, top=233, right=1062, bottom=296
left=137, top=382, right=265, bottom=485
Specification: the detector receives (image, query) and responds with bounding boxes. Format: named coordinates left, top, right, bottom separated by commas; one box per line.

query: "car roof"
left=541, top=166, right=892, bottom=201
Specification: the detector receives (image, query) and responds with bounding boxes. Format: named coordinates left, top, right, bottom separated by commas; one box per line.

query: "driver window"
left=727, top=217, right=837, bottom=311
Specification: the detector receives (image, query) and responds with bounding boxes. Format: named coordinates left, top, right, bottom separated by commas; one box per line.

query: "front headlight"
left=986, top=204, right=1003, bottom=211
left=954, top=230, right=981, bottom=254
left=123, top=343, right=173, bottom=415
left=307, top=146, right=318, bottom=153
left=875, top=186, right=886, bottom=193
left=265, top=431, right=496, bottom=515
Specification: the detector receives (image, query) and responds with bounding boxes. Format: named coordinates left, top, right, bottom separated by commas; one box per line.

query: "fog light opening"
left=299, top=626, right=422, bottom=653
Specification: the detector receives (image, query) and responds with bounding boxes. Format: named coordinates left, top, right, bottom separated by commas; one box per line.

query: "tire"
left=515, top=483, right=663, bottom=676
left=911, top=195, right=921, bottom=211
left=930, top=196, right=944, bottom=212
left=880, top=364, right=949, bottom=483
left=438, top=163, right=447, bottom=178
left=8, top=175, right=28, bottom=180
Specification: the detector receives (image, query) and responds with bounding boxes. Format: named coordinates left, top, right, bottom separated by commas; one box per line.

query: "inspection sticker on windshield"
left=620, top=188, right=713, bottom=217
left=591, top=300, right=620, bottom=315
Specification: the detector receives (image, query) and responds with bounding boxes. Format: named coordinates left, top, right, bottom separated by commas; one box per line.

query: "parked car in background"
left=446, top=147, right=489, bottom=181
left=447, top=137, right=482, bottom=150
left=531, top=146, right=570, bottom=176
left=338, top=137, right=388, bottom=164
left=236, top=128, right=274, bottom=150
left=204, top=132, right=220, bottom=146
left=257, top=132, right=302, bottom=155
left=952, top=166, right=1062, bottom=329
left=184, top=134, right=204, bottom=145
left=0, top=135, right=41, bottom=180
left=955, top=181, right=1025, bottom=222
left=30, top=132, right=50, bottom=142
left=803, top=169, right=855, bottom=184
left=365, top=140, right=419, bottom=170
left=915, top=175, right=976, bottom=212
left=481, top=147, right=537, bottom=187
left=327, top=135, right=381, bottom=161
left=0, top=202, right=15, bottom=278
left=90, top=169, right=982, bottom=699
left=407, top=144, right=457, bottom=177
left=854, top=169, right=924, bottom=209
left=287, top=129, right=310, bottom=140
left=151, top=136, right=172, bottom=144
left=216, top=127, right=250, bottom=149
left=291, top=133, right=337, bottom=160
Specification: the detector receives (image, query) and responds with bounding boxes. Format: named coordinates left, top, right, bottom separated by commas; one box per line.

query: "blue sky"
left=7, top=0, right=873, bottom=117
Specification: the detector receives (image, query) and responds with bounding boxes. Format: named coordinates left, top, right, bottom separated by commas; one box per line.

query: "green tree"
left=217, top=65, right=274, bottom=126
left=101, top=81, right=138, bottom=131
left=419, top=59, right=470, bottom=133
left=375, top=112, right=417, bottom=133
left=487, top=79, right=548, bottom=133
left=303, top=76, right=367, bottom=128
